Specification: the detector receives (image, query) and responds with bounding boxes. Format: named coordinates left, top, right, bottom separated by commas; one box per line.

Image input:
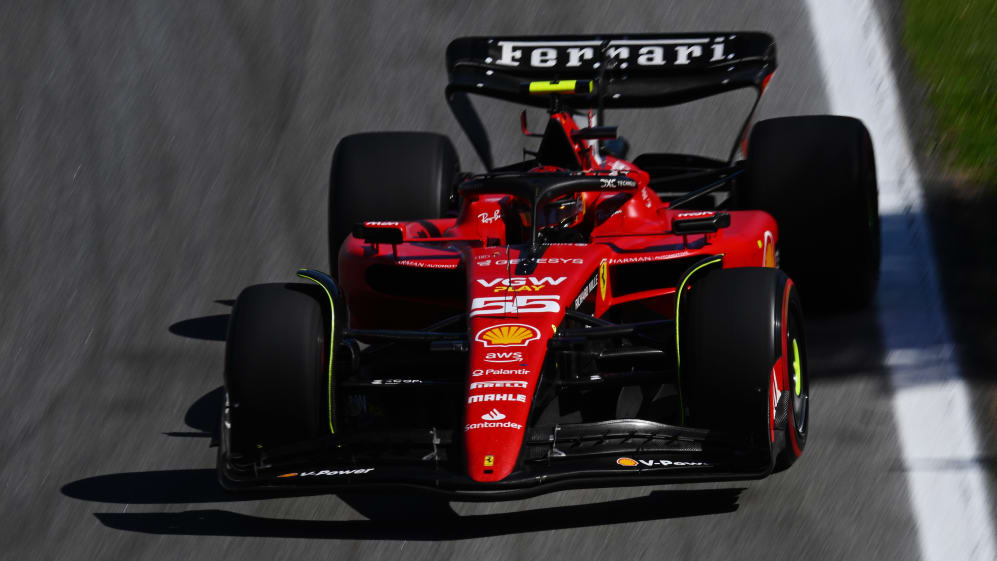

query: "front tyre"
left=223, top=283, right=332, bottom=459
left=684, top=267, right=808, bottom=472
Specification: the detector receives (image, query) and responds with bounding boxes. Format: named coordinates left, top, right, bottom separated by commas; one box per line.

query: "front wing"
left=219, top=419, right=775, bottom=499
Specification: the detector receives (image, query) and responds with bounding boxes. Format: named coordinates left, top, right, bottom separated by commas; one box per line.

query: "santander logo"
left=482, top=409, right=506, bottom=421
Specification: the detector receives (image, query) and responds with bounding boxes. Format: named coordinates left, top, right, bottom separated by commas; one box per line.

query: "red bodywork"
left=339, top=113, right=778, bottom=482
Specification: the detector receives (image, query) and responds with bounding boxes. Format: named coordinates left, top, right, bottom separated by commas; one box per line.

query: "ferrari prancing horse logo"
left=598, top=259, right=608, bottom=301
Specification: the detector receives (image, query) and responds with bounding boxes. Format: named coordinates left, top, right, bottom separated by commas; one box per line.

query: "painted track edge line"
left=804, top=1, right=997, bottom=560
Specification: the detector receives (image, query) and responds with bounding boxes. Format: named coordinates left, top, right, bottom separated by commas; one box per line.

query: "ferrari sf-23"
left=219, top=33, right=880, bottom=498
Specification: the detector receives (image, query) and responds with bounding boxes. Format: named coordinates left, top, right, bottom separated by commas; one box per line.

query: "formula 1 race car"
left=219, top=33, right=879, bottom=498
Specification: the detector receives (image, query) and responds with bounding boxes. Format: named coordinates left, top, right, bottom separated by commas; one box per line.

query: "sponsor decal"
left=675, top=211, right=715, bottom=219
left=476, top=324, right=540, bottom=347
left=482, top=408, right=506, bottom=421
left=470, top=295, right=560, bottom=317
left=763, top=230, right=776, bottom=267
left=470, top=380, right=529, bottom=389
left=484, top=351, right=523, bottom=363
left=467, top=393, right=527, bottom=404
left=398, top=260, right=459, bottom=269
left=471, top=368, right=530, bottom=376
left=598, top=259, right=608, bottom=301
left=477, top=276, right=567, bottom=293
left=598, top=176, right=637, bottom=189
left=364, top=221, right=399, bottom=226
left=465, top=420, right=523, bottom=431
left=615, top=457, right=711, bottom=468
left=493, top=38, right=727, bottom=69
left=478, top=209, right=502, bottom=224
left=484, top=455, right=495, bottom=467
left=607, top=250, right=699, bottom=265
left=574, top=273, right=598, bottom=309
left=479, top=257, right=584, bottom=266
left=370, top=379, right=419, bottom=385
left=277, top=468, right=375, bottom=478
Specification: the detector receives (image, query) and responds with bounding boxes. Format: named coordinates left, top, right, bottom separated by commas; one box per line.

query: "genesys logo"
left=477, top=257, right=583, bottom=266
left=277, top=468, right=375, bottom=478
left=467, top=393, right=527, bottom=404
left=615, top=457, right=711, bottom=468
left=471, top=368, right=529, bottom=376
left=470, top=380, right=528, bottom=390
left=470, top=295, right=560, bottom=317
left=477, top=276, right=567, bottom=292
left=484, top=351, right=523, bottom=363
left=475, top=324, right=540, bottom=347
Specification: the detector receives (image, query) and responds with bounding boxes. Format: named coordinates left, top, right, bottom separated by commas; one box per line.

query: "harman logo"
left=482, top=408, right=506, bottom=421
left=493, top=38, right=729, bottom=69
left=476, top=324, right=540, bottom=347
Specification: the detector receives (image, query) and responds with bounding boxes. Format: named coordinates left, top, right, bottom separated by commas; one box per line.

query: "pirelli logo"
left=491, top=37, right=731, bottom=68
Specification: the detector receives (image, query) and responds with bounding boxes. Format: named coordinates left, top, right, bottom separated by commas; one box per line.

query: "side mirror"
left=602, top=137, right=630, bottom=160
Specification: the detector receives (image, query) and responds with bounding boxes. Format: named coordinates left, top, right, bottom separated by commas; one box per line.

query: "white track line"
left=805, top=2, right=996, bottom=560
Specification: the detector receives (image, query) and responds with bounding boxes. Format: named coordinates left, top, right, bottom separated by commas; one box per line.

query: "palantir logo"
left=482, top=409, right=506, bottom=421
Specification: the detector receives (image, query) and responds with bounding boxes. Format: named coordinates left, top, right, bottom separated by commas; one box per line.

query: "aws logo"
left=484, top=351, right=523, bottom=363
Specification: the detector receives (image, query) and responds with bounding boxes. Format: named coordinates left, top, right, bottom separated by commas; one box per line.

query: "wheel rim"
left=787, top=306, right=808, bottom=435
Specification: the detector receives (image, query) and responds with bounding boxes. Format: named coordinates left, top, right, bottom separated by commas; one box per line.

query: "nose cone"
left=463, top=321, right=544, bottom=481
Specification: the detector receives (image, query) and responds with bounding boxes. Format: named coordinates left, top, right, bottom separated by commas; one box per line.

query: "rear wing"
left=446, top=33, right=776, bottom=109
left=445, top=33, right=776, bottom=169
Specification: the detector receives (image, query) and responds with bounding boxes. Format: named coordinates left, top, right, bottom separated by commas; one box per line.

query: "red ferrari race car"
left=219, top=33, right=879, bottom=498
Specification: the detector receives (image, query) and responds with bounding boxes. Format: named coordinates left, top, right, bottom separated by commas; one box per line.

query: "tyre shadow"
left=168, top=314, right=230, bottom=342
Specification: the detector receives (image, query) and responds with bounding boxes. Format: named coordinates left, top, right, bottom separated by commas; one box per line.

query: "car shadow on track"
left=62, top=384, right=744, bottom=540
left=66, top=476, right=743, bottom=540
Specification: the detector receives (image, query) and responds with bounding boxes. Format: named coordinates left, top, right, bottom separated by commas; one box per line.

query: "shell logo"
left=617, top=457, right=638, bottom=467
left=475, top=324, right=540, bottom=347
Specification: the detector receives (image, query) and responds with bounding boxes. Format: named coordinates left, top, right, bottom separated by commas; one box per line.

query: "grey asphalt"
left=1, top=2, right=923, bottom=560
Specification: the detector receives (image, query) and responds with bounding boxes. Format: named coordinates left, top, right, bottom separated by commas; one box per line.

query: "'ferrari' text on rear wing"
left=446, top=33, right=776, bottom=110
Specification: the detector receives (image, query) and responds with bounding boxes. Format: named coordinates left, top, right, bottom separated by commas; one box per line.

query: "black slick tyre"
left=329, top=132, right=460, bottom=274
left=684, top=267, right=808, bottom=471
left=224, top=283, right=331, bottom=457
left=741, top=116, right=880, bottom=309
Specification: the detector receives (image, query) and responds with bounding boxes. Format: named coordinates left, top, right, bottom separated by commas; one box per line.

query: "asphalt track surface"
left=0, top=2, right=984, bottom=560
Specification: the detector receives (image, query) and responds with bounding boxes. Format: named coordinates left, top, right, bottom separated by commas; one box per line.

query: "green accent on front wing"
left=792, top=338, right=802, bottom=396
left=673, top=255, right=724, bottom=424
left=297, top=272, right=336, bottom=435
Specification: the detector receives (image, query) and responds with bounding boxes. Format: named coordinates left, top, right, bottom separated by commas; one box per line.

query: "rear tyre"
left=329, top=132, right=460, bottom=274
left=224, top=283, right=332, bottom=457
left=683, top=267, right=808, bottom=471
left=741, top=116, right=880, bottom=309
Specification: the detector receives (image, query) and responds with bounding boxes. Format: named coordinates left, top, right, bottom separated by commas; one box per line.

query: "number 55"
left=470, top=295, right=561, bottom=317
